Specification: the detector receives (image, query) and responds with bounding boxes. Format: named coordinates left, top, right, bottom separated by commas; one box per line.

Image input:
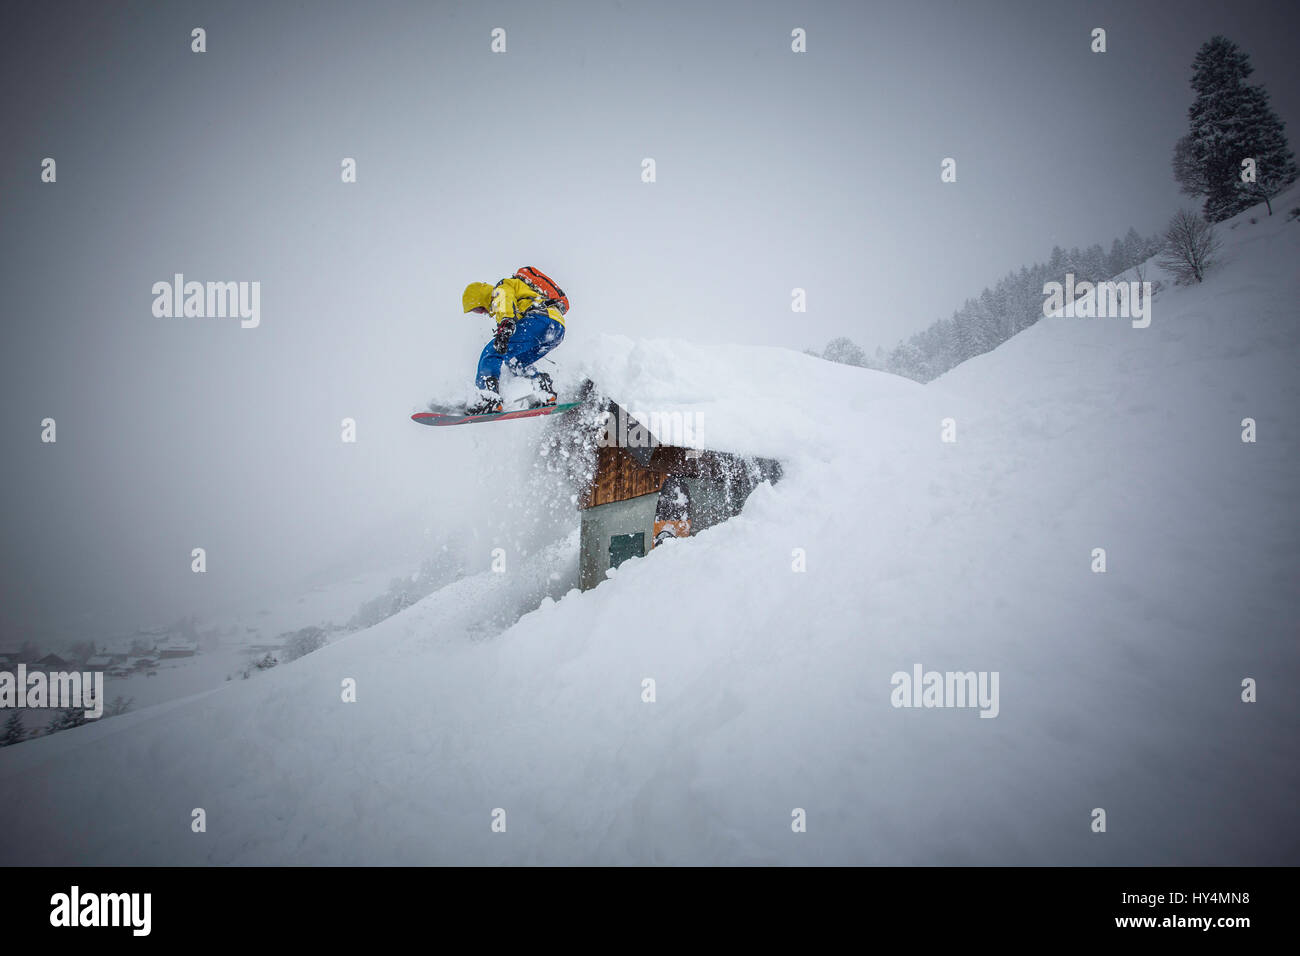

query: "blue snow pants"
left=475, top=311, right=565, bottom=390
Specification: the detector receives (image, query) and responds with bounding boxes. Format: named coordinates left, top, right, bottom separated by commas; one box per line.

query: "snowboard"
left=412, top=400, right=582, bottom=427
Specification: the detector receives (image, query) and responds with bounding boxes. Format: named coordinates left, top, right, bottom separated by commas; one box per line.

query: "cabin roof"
left=559, top=334, right=920, bottom=461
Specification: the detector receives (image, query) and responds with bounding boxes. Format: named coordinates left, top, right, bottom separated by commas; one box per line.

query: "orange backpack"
left=513, top=266, right=570, bottom=316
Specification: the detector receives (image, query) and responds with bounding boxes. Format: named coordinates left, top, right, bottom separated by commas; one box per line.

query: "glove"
left=492, top=319, right=516, bottom=354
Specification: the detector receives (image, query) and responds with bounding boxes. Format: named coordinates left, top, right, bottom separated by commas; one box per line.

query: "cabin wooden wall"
left=580, top=442, right=783, bottom=511
left=580, top=445, right=667, bottom=510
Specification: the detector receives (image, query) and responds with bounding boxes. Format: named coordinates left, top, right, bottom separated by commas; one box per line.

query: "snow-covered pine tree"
left=1081, top=244, right=1107, bottom=283
left=1048, top=245, right=1066, bottom=275
left=1106, top=238, right=1126, bottom=278
left=1176, top=36, right=1297, bottom=221
left=949, top=298, right=979, bottom=364
left=44, top=707, right=86, bottom=736
left=976, top=288, right=1004, bottom=353
left=2, top=711, right=26, bottom=746
left=1011, top=267, right=1038, bottom=335
left=1234, top=82, right=1298, bottom=215
left=1119, top=228, right=1145, bottom=269
left=1172, top=135, right=1210, bottom=200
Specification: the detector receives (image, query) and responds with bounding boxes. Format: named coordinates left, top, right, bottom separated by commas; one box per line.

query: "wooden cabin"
left=575, top=399, right=782, bottom=589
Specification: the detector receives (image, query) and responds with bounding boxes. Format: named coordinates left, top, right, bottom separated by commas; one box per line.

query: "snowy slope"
left=2, top=194, right=1297, bottom=865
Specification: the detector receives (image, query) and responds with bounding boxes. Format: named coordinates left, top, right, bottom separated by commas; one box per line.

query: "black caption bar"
left=2, top=866, right=1287, bottom=942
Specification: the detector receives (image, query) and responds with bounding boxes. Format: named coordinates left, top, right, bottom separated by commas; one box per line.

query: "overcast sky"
left=2, top=0, right=1298, bottom=643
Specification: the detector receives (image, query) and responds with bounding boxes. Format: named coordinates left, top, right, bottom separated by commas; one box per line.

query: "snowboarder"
left=461, top=267, right=570, bottom=414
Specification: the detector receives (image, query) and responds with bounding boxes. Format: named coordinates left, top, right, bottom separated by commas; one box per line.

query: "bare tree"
left=285, top=626, right=327, bottom=661
left=822, top=336, right=869, bottom=368
left=1158, top=209, right=1221, bottom=284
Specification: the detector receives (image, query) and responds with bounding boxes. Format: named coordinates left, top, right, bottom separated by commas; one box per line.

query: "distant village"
left=2, top=607, right=368, bottom=749
left=0, top=633, right=201, bottom=678
left=0, top=614, right=324, bottom=676
left=0, top=623, right=327, bottom=747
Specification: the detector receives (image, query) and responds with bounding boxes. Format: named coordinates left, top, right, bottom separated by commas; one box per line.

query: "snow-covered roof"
left=556, top=334, right=922, bottom=460
left=105, top=638, right=149, bottom=652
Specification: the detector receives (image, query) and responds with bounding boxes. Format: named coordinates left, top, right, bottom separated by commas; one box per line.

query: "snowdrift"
left=554, top=333, right=924, bottom=460
left=2, top=193, right=1297, bottom=865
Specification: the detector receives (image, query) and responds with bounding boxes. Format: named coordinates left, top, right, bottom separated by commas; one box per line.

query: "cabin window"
left=609, top=532, right=645, bottom=570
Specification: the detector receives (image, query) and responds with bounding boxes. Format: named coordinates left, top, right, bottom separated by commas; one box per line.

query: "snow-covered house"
left=85, top=655, right=114, bottom=669
left=548, top=340, right=810, bottom=590
left=100, top=640, right=138, bottom=663
left=158, top=640, right=198, bottom=658
left=570, top=396, right=781, bottom=589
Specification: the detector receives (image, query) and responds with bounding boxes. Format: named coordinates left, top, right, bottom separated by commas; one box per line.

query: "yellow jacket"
left=463, top=278, right=565, bottom=326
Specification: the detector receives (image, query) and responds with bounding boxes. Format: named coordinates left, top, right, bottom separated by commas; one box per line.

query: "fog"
left=2, top=0, right=1297, bottom=642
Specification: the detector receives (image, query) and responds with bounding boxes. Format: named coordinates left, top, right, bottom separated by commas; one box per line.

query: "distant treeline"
left=813, top=228, right=1162, bottom=383
left=816, top=34, right=1297, bottom=384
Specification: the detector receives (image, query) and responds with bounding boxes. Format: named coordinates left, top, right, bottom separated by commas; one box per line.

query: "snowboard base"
left=412, top=400, right=583, bottom=427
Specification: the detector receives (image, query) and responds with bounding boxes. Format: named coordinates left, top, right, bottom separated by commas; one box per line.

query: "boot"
left=466, top=376, right=503, bottom=415
left=530, top=372, right=558, bottom=408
